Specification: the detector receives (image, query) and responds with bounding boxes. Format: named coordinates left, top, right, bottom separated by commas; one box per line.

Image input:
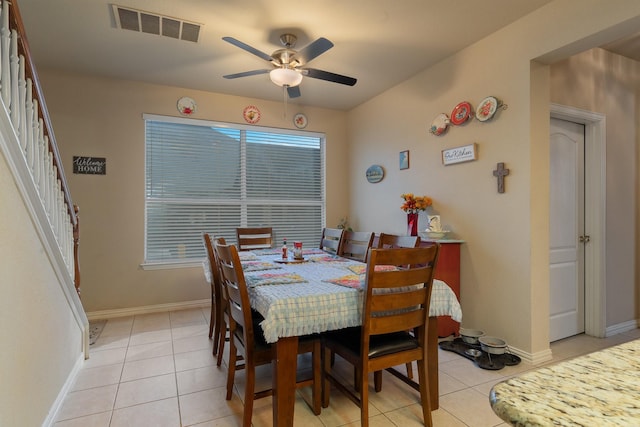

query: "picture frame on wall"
left=442, top=143, right=477, bottom=166
left=399, top=150, right=410, bottom=170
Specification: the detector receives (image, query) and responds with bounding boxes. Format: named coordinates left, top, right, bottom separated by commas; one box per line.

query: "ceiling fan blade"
left=222, top=36, right=273, bottom=62
left=296, top=37, right=334, bottom=64
left=302, top=68, right=357, bottom=86
left=223, top=69, right=270, bottom=79
left=287, top=86, right=301, bottom=98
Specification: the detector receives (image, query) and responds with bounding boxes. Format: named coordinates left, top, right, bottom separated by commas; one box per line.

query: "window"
left=144, top=114, right=325, bottom=266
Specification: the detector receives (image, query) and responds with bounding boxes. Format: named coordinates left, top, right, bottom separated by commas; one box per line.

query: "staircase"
left=0, top=0, right=87, bottom=425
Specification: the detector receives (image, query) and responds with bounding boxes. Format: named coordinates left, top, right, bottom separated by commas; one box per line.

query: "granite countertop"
left=490, top=339, right=640, bottom=426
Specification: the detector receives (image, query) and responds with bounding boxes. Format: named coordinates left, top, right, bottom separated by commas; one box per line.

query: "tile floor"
left=54, top=308, right=640, bottom=426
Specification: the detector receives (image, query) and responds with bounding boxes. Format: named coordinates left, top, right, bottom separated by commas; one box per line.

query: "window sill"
left=140, top=260, right=203, bottom=270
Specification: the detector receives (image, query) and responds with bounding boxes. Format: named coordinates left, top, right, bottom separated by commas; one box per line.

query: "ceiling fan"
left=222, top=33, right=357, bottom=99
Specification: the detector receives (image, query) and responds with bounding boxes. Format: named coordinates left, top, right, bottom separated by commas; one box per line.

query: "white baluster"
left=44, top=152, right=51, bottom=218
left=66, top=218, right=73, bottom=271
left=52, top=176, right=59, bottom=239
left=18, top=55, right=26, bottom=150
left=10, top=29, right=19, bottom=128
left=0, top=1, right=9, bottom=107
left=25, top=78, right=33, bottom=166
left=58, top=186, right=65, bottom=246
left=36, top=118, right=44, bottom=193
left=31, top=99, right=39, bottom=173
left=47, top=156, right=54, bottom=224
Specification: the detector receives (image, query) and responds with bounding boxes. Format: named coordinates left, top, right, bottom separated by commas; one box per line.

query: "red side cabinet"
left=422, top=240, right=462, bottom=337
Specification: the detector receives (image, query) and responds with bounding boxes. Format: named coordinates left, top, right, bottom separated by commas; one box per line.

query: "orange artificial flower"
left=400, top=193, right=432, bottom=213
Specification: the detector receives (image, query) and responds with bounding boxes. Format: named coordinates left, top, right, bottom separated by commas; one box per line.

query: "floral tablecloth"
left=244, top=249, right=463, bottom=343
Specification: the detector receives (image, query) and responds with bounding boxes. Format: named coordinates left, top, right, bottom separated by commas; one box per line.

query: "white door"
left=549, top=118, right=585, bottom=342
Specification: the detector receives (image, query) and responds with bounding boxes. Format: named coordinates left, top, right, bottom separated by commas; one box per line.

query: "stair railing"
left=0, top=0, right=81, bottom=297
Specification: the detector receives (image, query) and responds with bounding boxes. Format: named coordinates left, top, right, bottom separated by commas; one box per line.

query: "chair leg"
left=216, top=330, right=225, bottom=366
left=322, top=346, right=332, bottom=408
left=311, top=340, right=322, bottom=415
left=406, top=361, right=414, bottom=379
left=208, top=298, right=215, bottom=339
left=417, top=358, right=433, bottom=427
left=360, top=362, right=369, bottom=427
left=212, top=312, right=222, bottom=358
left=374, top=371, right=382, bottom=393
left=243, top=359, right=256, bottom=427
left=225, top=339, right=237, bottom=401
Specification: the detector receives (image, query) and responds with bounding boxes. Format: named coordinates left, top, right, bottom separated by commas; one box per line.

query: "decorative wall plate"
left=475, top=96, right=499, bottom=122
left=243, top=105, right=261, bottom=124
left=177, top=96, right=196, bottom=116
left=450, top=101, right=472, bottom=125
left=430, top=113, right=450, bottom=136
left=293, top=113, right=308, bottom=129
left=365, top=165, right=384, bottom=183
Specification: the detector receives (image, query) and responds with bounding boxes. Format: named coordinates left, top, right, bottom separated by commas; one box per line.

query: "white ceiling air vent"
left=112, top=4, right=201, bottom=43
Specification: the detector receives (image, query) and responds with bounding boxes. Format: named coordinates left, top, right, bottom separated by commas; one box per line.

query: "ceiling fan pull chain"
left=282, top=85, right=288, bottom=119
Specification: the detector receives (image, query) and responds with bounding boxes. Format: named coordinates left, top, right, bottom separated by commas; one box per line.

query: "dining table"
left=239, top=247, right=463, bottom=427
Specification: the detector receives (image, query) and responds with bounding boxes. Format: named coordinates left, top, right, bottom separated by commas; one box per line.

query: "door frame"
left=550, top=103, right=606, bottom=338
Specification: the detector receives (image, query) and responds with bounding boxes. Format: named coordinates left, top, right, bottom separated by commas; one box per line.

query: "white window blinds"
left=144, top=114, right=325, bottom=264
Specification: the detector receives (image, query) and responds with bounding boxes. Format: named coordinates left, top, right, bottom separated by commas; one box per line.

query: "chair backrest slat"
left=377, top=233, right=421, bottom=249
left=236, top=227, right=273, bottom=251
left=319, top=227, right=345, bottom=254
left=203, top=233, right=225, bottom=299
left=339, top=230, right=374, bottom=262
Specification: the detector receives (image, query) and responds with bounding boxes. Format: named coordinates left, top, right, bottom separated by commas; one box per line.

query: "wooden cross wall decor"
left=493, top=162, right=510, bottom=193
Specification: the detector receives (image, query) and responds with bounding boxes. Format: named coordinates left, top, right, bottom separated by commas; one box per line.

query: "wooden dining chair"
left=235, top=227, right=273, bottom=251
left=377, top=233, right=421, bottom=249
left=376, top=232, right=421, bottom=379
left=202, top=233, right=228, bottom=365
left=322, top=245, right=440, bottom=427
left=338, top=230, right=374, bottom=262
left=319, top=227, right=345, bottom=254
left=214, top=240, right=321, bottom=426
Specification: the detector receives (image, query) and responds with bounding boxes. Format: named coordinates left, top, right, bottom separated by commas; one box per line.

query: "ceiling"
left=12, top=0, right=581, bottom=110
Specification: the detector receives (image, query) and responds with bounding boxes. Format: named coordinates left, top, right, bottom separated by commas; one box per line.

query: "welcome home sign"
left=73, top=156, right=106, bottom=175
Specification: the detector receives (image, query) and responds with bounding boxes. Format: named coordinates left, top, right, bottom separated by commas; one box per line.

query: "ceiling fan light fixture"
left=270, top=68, right=303, bottom=87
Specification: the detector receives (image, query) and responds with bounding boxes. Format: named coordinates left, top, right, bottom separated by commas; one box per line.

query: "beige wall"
left=550, top=47, right=640, bottom=327
left=1, top=147, right=84, bottom=426
left=38, top=71, right=350, bottom=313
left=347, top=0, right=640, bottom=357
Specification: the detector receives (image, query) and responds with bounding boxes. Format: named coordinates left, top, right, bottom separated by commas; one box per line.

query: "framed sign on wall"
left=442, top=143, right=477, bottom=166
left=399, top=150, right=410, bottom=170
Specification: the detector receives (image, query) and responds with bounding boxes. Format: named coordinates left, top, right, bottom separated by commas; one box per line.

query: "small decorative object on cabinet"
left=400, top=193, right=432, bottom=236
left=407, top=213, right=419, bottom=237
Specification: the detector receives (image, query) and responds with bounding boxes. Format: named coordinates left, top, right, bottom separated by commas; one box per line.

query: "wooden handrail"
left=9, top=0, right=76, bottom=227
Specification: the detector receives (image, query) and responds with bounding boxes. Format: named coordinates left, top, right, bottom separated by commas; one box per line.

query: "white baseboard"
left=42, top=353, right=85, bottom=427
left=86, top=299, right=211, bottom=321
left=605, top=319, right=639, bottom=337
left=505, top=345, right=552, bottom=366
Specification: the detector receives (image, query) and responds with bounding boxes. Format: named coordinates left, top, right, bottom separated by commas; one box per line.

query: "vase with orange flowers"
left=401, top=193, right=432, bottom=236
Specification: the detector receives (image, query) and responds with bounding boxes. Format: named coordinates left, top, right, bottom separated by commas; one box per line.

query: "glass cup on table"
left=293, top=241, right=303, bottom=260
